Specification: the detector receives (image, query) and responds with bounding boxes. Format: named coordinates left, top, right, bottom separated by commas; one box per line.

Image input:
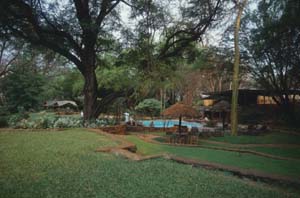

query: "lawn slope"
left=0, top=129, right=298, bottom=198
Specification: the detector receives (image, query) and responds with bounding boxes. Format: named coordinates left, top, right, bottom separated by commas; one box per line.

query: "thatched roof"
left=44, top=100, right=78, bottom=108
left=162, top=103, right=200, bottom=118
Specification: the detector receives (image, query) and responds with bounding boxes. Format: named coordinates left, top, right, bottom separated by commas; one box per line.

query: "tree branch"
left=96, top=0, right=121, bottom=27
left=158, top=0, right=222, bottom=60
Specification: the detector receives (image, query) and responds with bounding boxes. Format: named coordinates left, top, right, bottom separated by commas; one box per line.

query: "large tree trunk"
left=231, top=0, right=247, bottom=136
left=82, top=54, right=99, bottom=121
left=83, top=69, right=98, bottom=120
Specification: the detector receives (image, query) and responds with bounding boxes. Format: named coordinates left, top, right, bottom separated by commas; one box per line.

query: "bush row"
left=0, top=113, right=114, bottom=129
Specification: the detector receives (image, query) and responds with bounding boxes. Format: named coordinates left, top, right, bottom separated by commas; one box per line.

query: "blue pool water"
left=140, top=120, right=202, bottom=129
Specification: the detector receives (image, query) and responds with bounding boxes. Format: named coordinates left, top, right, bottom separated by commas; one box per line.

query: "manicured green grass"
left=125, top=136, right=300, bottom=178
left=249, top=147, right=300, bottom=159
left=205, top=131, right=300, bottom=160
left=1, top=129, right=299, bottom=197
left=209, top=133, right=300, bottom=145
left=198, top=141, right=300, bottom=159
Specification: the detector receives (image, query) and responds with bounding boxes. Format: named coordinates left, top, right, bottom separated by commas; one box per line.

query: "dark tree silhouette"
left=0, top=0, right=223, bottom=120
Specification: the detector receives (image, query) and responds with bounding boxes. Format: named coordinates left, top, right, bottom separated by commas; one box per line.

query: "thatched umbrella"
left=162, top=103, right=200, bottom=134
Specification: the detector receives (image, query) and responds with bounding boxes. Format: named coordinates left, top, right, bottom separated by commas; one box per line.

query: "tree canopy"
left=0, top=0, right=224, bottom=120
left=244, top=0, right=300, bottom=115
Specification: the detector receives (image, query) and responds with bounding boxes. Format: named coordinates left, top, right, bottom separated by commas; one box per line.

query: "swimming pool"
left=140, top=120, right=202, bottom=129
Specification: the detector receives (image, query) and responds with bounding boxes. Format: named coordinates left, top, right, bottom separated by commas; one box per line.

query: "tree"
left=0, top=0, right=126, bottom=120
left=45, top=69, right=84, bottom=102
left=135, top=98, right=161, bottom=118
left=0, top=37, right=22, bottom=77
left=127, top=0, right=224, bottom=108
left=2, top=65, right=45, bottom=112
left=0, top=0, right=224, bottom=121
left=191, top=47, right=234, bottom=92
left=230, top=0, right=248, bottom=136
left=245, top=0, right=300, bottom=117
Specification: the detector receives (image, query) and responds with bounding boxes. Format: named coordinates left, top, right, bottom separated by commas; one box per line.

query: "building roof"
left=203, top=89, right=300, bottom=98
left=44, top=100, right=78, bottom=107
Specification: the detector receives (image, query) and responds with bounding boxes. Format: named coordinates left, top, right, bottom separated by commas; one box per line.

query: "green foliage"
left=0, top=130, right=299, bottom=197
left=53, top=117, right=83, bottom=128
left=135, top=98, right=161, bottom=117
left=0, top=116, right=8, bottom=128
left=5, top=111, right=117, bottom=129
left=44, top=70, right=84, bottom=101
left=0, top=106, right=9, bottom=116
left=244, top=0, right=300, bottom=112
left=84, top=119, right=110, bottom=128
left=96, top=65, right=137, bottom=92
left=7, top=112, right=29, bottom=128
left=2, top=66, right=45, bottom=112
left=7, top=112, right=77, bottom=129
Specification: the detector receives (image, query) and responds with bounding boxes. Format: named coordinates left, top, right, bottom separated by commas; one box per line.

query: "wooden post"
left=230, top=0, right=248, bottom=136
left=179, top=114, right=182, bottom=134
left=222, top=110, right=226, bottom=130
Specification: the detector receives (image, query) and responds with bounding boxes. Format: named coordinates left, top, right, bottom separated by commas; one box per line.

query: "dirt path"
left=90, top=129, right=300, bottom=187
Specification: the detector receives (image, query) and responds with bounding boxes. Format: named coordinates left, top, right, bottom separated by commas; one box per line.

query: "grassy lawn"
left=201, top=132, right=300, bottom=160
left=1, top=129, right=299, bottom=197
left=198, top=141, right=300, bottom=159
left=125, top=136, right=300, bottom=178
left=249, top=147, right=300, bottom=159
left=208, top=132, right=300, bottom=145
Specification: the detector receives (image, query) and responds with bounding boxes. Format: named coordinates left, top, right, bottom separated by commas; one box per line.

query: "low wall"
left=100, top=125, right=191, bottom=135
left=100, top=125, right=180, bottom=134
left=126, top=125, right=165, bottom=132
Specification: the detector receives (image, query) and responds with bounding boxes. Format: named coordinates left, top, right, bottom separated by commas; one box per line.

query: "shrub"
left=53, top=117, right=83, bottom=128
left=2, top=66, right=45, bottom=112
left=0, top=116, right=8, bottom=128
left=0, top=106, right=9, bottom=116
left=84, top=119, right=109, bottom=128
left=135, top=98, right=161, bottom=117
left=8, top=113, right=29, bottom=128
left=16, top=119, right=30, bottom=129
left=7, top=113, right=84, bottom=129
left=34, top=117, right=50, bottom=129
